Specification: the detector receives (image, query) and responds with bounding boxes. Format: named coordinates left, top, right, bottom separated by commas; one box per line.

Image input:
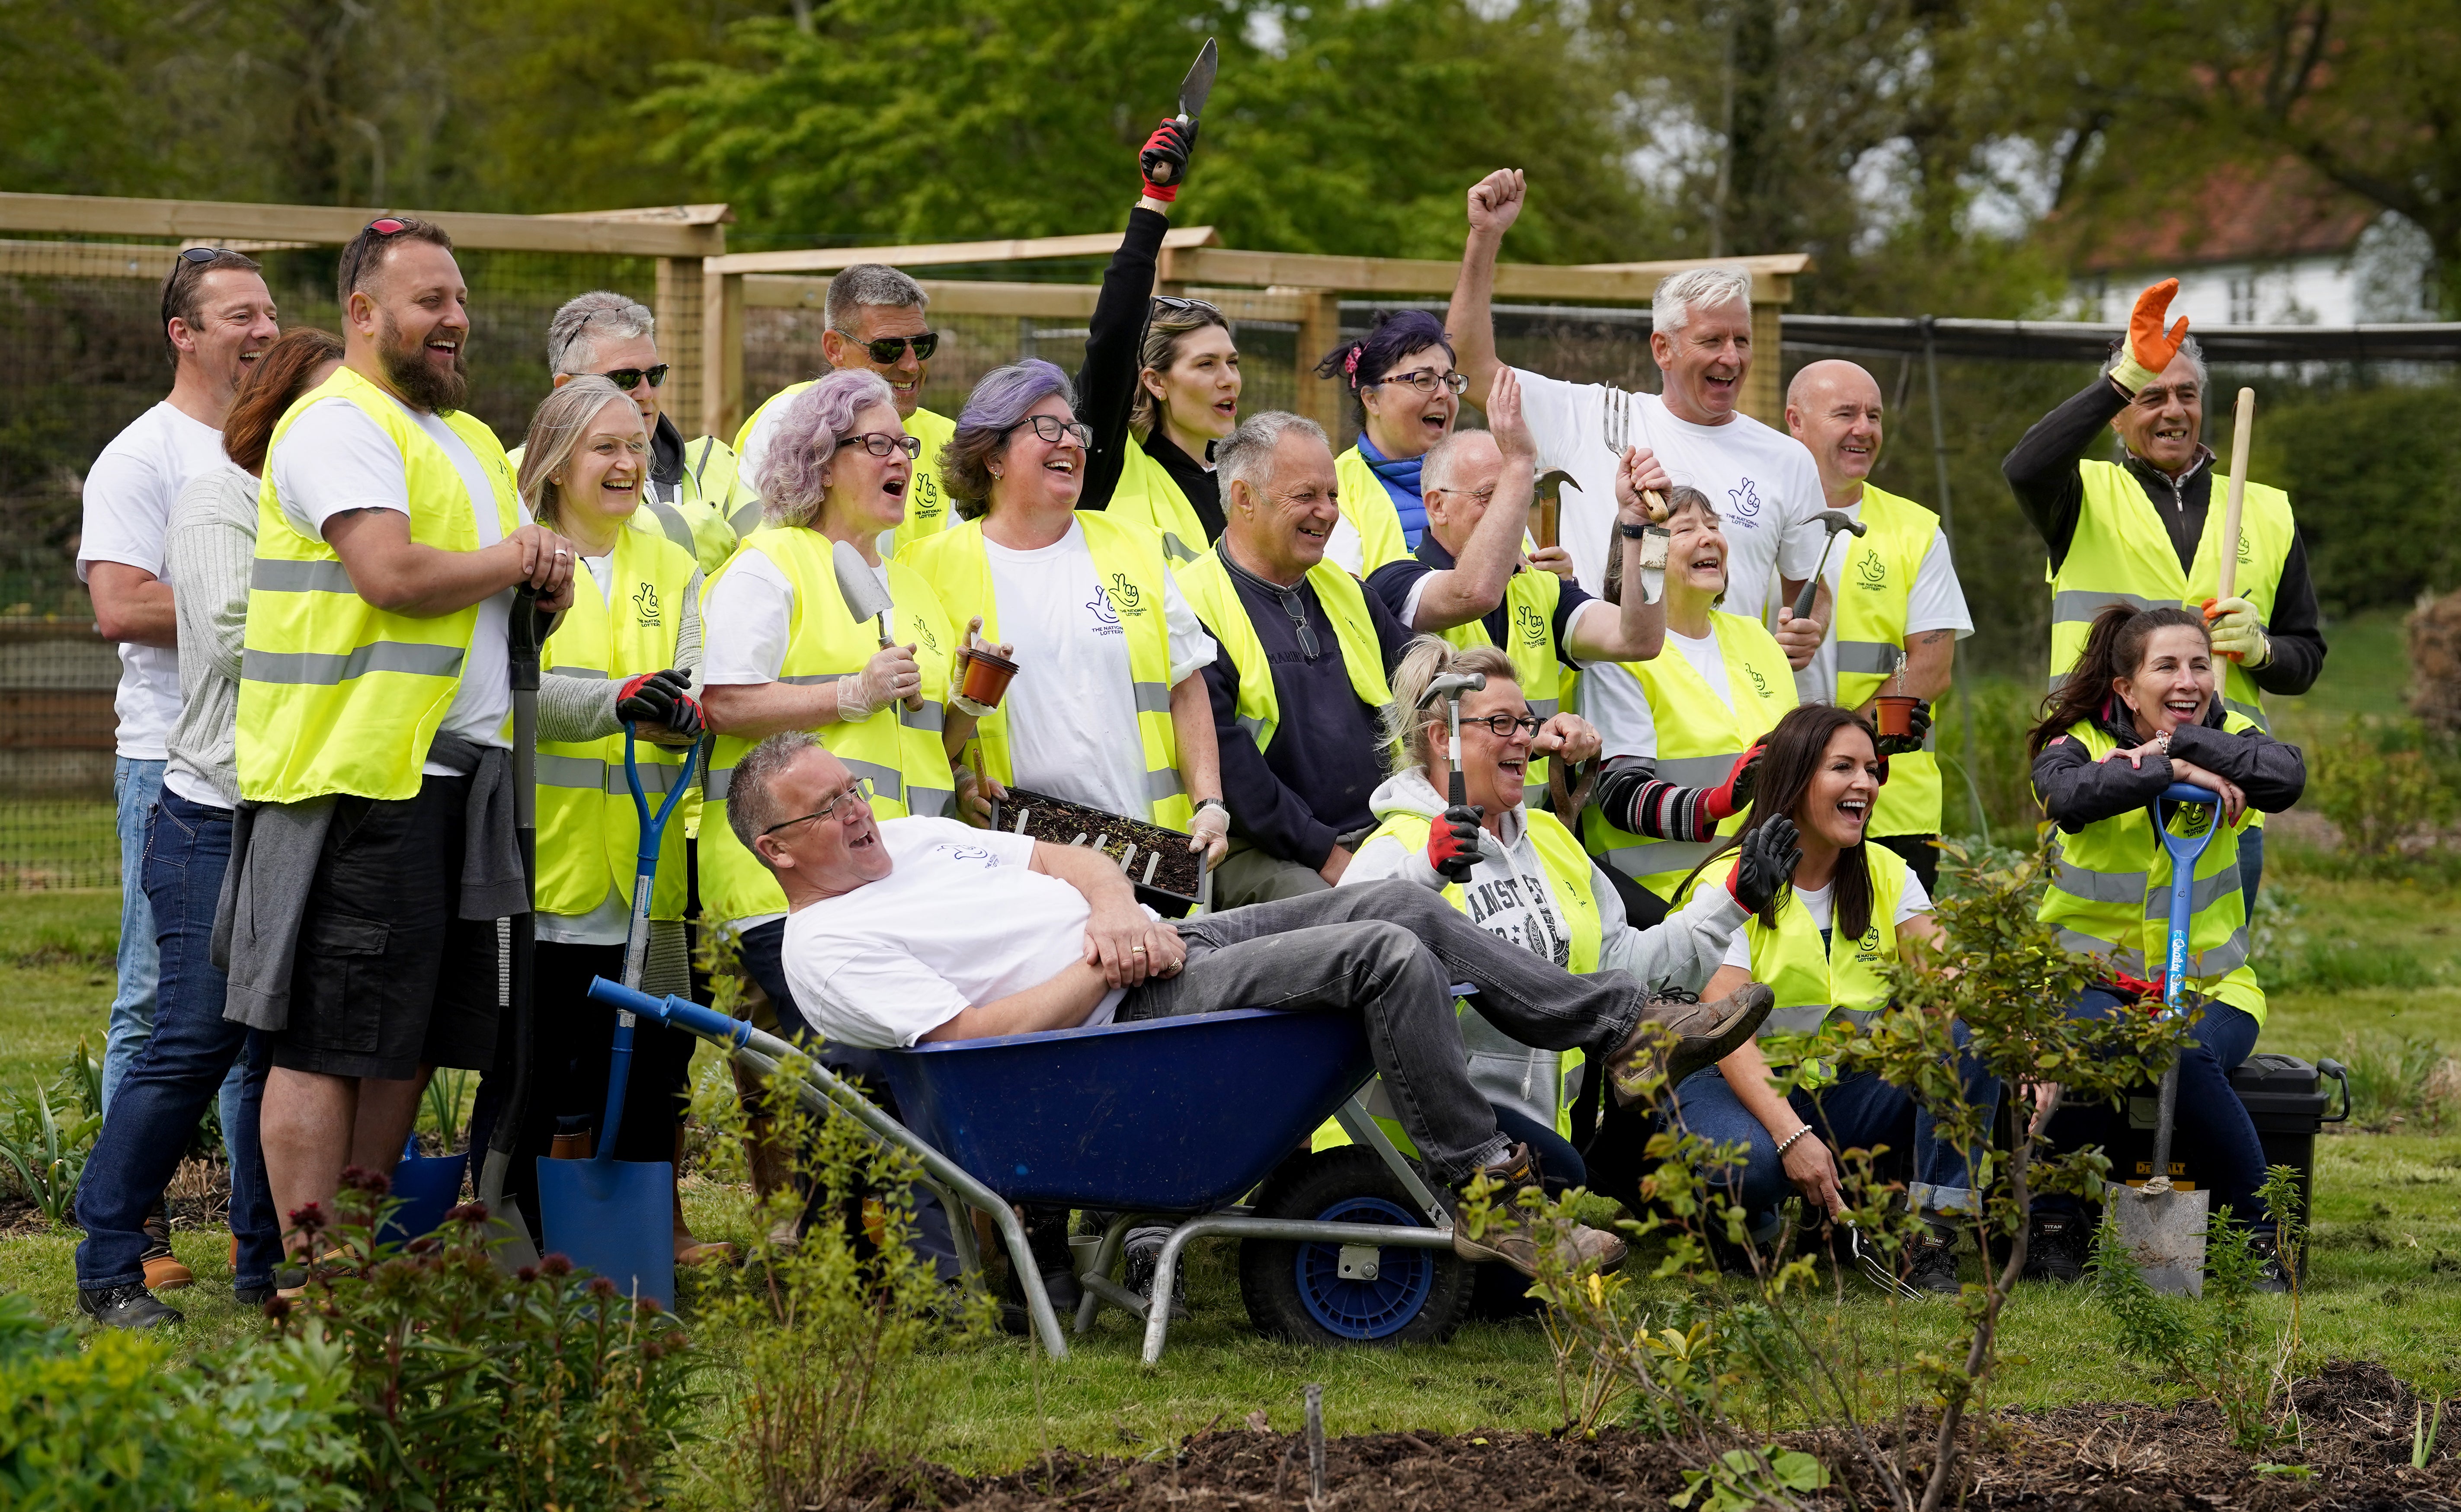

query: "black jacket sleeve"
left=1202, top=643, right=1338, bottom=868
left=2248, top=533, right=2327, bottom=696
left=2165, top=722, right=2307, bottom=814
left=1075, top=206, right=1170, bottom=515
left=2033, top=732, right=2178, bottom=832
left=2002, top=377, right=2128, bottom=572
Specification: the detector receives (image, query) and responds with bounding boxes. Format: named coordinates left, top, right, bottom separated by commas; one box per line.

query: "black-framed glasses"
left=1370, top=366, right=1469, bottom=398
left=601, top=364, right=669, bottom=390
left=837, top=431, right=923, bottom=459
left=760, top=776, right=876, bottom=837
left=1465, top=713, right=1542, bottom=738
left=1007, top=414, right=1094, bottom=448
left=850, top=331, right=938, bottom=364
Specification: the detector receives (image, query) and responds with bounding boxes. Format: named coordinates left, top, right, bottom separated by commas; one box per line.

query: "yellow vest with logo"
left=1331, top=447, right=1413, bottom=575
left=535, top=526, right=700, bottom=921
left=899, top=513, right=1191, bottom=829
left=2049, top=464, right=2294, bottom=734
left=1176, top=548, right=1392, bottom=754
left=697, top=527, right=958, bottom=925
left=1833, top=484, right=1944, bottom=838
left=1582, top=611, right=1798, bottom=902
left=1107, top=442, right=1210, bottom=565
left=509, top=433, right=740, bottom=576
left=728, top=388, right=957, bottom=556
left=1733, top=840, right=1911, bottom=1065
left=2036, top=716, right=2266, bottom=1023
left=1442, top=565, right=1566, bottom=810
left=1318, top=807, right=1603, bottom=1154
left=239, top=367, right=518, bottom=803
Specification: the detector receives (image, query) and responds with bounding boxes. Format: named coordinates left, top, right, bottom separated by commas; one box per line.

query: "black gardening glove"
left=1874, top=701, right=1933, bottom=759
left=616, top=669, right=703, bottom=742
left=1427, top=804, right=1485, bottom=886
left=1725, top=816, right=1802, bottom=915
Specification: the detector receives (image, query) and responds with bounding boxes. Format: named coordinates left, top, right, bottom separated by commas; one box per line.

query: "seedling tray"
left=986, top=786, right=1208, bottom=916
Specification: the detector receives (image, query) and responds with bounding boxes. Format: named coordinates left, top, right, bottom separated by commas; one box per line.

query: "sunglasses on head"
left=366, top=217, right=410, bottom=237
left=602, top=364, right=669, bottom=390
left=849, top=331, right=938, bottom=364
left=1151, top=295, right=1224, bottom=318
left=177, top=246, right=225, bottom=265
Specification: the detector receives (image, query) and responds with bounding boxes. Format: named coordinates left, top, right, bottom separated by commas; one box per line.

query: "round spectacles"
left=1370, top=367, right=1469, bottom=398
left=836, top=432, right=923, bottom=459
left=1463, top=713, right=1541, bottom=738
left=1007, top=414, right=1094, bottom=448
left=760, top=775, right=877, bottom=837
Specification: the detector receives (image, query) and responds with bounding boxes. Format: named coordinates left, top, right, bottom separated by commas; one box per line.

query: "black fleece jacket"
left=2032, top=697, right=2306, bottom=833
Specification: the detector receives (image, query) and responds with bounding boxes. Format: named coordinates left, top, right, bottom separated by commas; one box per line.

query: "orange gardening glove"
left=2111, top=278, right=2189, bottom=394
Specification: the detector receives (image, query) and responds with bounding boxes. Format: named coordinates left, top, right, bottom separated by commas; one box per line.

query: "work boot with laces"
left=2022, top=1212, right=2088, bottom=1283
left=1449, top=1142, right=1626, bottom=1280
left=140, top=1207, right=192, bottom=1291
left=78, top=1282, right=184, bottom=1330
left=1902, top=1218, right=1963, bottom=1295
left=1606, top=982, right=1776, bottom=1103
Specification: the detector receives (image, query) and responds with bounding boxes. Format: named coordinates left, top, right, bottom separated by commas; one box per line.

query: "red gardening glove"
left=1427, top=803, right=1483, bottom=885
left=616, top=669, right=703, bottom=742
left=1702, top=744, right=1766, bottom=822
left=1138, top=118, right=1196, bottom=200
left=2113, top=279, right=2189, bottom=392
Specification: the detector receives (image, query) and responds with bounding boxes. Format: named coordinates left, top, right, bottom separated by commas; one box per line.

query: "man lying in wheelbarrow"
left=723, top=730, right=1776, bottom=1279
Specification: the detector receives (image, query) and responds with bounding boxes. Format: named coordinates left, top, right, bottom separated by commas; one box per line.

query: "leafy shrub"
left=2303, top=716, right=2457, bottom=859
left=2269, top=380, right=2461, bottom=617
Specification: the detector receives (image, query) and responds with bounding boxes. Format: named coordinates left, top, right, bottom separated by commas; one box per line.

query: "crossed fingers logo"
left=1106, top=572, right=1146, bottom=615
left=633, top=583, right=661, bottom=627
left=1515, top=603, right=1547, bottom=646
left=1856, top=551, right=1887, bottom=591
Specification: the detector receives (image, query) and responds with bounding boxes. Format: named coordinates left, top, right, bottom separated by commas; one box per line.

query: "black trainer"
left=2244, top=1229, right=2294, bottom=1295
left=77, top=1283, right=185, bottom=1330
left=234, top=1282, right=276, bottom=1307
left=1903, top=1223, right=1962, bottom=1295
left=1121, top=1225, right=1190, bottom=1321
left=2023, top=1213, right=2088, bottom=1284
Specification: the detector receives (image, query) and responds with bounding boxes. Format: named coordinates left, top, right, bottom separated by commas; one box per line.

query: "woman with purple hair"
left=900, top=357, right=1229, bottom=863
left=1311, top=309, right=1469, bottom=575
left=695, top=367, right=973, bottom=1031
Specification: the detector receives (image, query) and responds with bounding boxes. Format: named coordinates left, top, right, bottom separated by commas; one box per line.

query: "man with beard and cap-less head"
left=229, top=215, right=579, bottom=1282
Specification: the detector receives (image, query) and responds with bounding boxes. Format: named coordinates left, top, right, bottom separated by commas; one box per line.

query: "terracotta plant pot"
left=1874, top=694, right=1920, bottom=738
left=957, top=644, right=1021, bottom=709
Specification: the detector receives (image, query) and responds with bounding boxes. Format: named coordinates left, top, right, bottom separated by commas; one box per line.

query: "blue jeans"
left=1667, top=1024, right=2000, bottom=1222
left=1493, top=1103, right=1586, bottom=1193
left=75, top=789, right=279, bottom=1291
left=2048, top=987, right=2268, bottom=1225
left=102, top=757, right=165, bottom=1113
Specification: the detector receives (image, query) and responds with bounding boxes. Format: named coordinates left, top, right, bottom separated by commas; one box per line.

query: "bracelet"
left=1773, top=1124, right=1814, bottom=1156
left=1618, top=520, right=1649, bottom=539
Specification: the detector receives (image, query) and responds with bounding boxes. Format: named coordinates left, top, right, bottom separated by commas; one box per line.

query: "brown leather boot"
left=139, top=1208, right=192, bottom=1291
left=1448, top=1142, right=1626, bottom=1280
left=1605, top=982, right=1776, bottom=1104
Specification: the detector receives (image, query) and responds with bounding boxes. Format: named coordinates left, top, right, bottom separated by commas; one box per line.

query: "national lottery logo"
left=1515, top=603, right=1547, bottom=646
left=1746, top=665, right=1770, bottom=699
left=1104, top=572, right=1147, bottom=617
left=1727, top=478, right=1763, bottom=522
left=1856, top=551, right=1887, bottom=591
left=633, top=583, right=662, bottom=627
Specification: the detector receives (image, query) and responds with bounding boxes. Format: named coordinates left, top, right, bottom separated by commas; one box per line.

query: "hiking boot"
left=140, top=1210, right=192, bottom=1291
left=234, top=1282, right=276, bottom=1307
left=1606, top=983, right=1776, bottom=1104
left=2245, top=1229, right=2294, bottom=1295
left=78, top=1283, right=184, bottom=1330
left=2023, top=1213, right=2088, bottom=1284
left=1122, top=1225, right=1190, bottom=1321
left=1449, top=1143, right=1626, bottom=1280
left=1902, top=1221, right=1963, bottom=1295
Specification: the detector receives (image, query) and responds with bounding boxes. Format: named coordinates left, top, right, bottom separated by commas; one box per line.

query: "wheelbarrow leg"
left=1076, top=1213, right=1133, bottom=1334
left=921, top=1174, right=985, bottom=1295
left=1141, top=1219, right=1207, bottom=1365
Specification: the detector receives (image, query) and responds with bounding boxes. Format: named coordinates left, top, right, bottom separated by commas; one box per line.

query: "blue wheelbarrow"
left=585, top=978, right=1475, bottom=1361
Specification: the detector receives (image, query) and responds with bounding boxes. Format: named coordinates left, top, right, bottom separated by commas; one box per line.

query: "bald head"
left=1784, top=360, right=1884, bottom=497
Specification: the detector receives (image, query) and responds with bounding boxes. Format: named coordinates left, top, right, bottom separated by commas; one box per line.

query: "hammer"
left=1792, top=510, right=1869, bottom=622
left=1419, top=671, right=1487, bottom=806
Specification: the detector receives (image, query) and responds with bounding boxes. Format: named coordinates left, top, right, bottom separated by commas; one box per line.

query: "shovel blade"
left=2107, top=1180, right=2208, bottom=1297
left=379, top=1152, right=471, bottom=1247
left=537, top=1157, right=676, bottom=1309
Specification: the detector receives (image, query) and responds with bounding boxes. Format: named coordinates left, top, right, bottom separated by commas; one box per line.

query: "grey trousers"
left=1118, top=880, right=1644, bottom=1183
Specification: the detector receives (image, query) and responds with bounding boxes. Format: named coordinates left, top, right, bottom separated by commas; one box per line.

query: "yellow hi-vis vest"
left=2035, top=716, right=2266, bottom=1023
left=898, top=513, right=1192, bottom=829
left=1316, top=806, right=1603, bottom=1156
left=1728, top=840, right=1911, bottom=1064
left=1441, top=565, right=1566, bottom=810
left=1582, top=611, right=1798, bottom=902
left=1833, top=484, right=1945, bottom=839
left=508, top=433, right=741, bottom=576
left=1175, top=548, right=1392, bottom=756
left=2048, top=462, right=2295, bottom=734
left=239, top=367, right=519, bottom=803
left=728, top=388, right=957, bottom=556
left=1107, top=441, right=1209, bottom=565
left=534, top=525, right=700, bottom=921
left=696, top=527, right=958, bottom=926
left=1331, top=447, right=1413, bottom=575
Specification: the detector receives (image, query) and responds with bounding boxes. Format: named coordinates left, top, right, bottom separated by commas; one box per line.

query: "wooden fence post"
left=657, top=257, right=704, bottom=439
left=1290, top=287, right=1344, bottom=439
left=703, top=270, right=745, bottom=446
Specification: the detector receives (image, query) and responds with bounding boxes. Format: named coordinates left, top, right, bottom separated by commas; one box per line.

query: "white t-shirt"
left=79, top=401, right=229, bottom=760
left=1575, top=623, right=1735, bottom=762
left=1795, top=493, right=1974, bottom=702
left=782, top=817, right=1136, bottom=1048
left=1514, top=371, right=1827, bottom=620
left=1719, top=867, right=1935, bottom=971
left=985, top=521, right=1215, bottom=818
left=698, top=542, right=815, bottom=689
left=270, top=395, right=514, bottom=766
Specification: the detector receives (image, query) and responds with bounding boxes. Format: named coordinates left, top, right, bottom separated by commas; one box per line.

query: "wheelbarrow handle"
left=589, top=976, right=752, bottom=1050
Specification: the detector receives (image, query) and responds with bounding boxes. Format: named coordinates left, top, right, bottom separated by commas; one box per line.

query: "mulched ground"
left=851, top=1362, right=2455, bottom=1511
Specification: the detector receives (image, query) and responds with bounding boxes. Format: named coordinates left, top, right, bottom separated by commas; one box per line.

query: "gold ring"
left=1131, top=945, right=1147, bottom=953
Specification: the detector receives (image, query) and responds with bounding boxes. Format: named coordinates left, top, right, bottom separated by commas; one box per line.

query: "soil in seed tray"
left=990, top=787, right=1204, bottom=902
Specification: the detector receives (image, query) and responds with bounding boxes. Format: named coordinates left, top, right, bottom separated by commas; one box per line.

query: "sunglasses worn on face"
left=1008, top=414, right=1093, bottom=448
left=602, top=364, right=669, bottom=390
left=852, top=332, right=938, bottom=364
left=838, top=431, right=923, bottom=459
left=1372, top=366, right=1469, bottom=398
left=761, top=776, right=877, bottom=837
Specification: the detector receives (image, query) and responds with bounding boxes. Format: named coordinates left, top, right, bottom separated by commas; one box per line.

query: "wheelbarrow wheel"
left=1238, top=1147, right=1470, bottom=1346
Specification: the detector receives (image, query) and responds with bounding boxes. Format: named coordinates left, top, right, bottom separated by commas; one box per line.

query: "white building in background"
left=2071, top=161, right=2441, bottom=329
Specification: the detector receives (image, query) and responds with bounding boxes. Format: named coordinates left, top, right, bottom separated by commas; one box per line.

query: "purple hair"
left=755, top=368, right=896, bottom=527
left=1312, top=309, right=1455, bottom=423
left=941, top=358, right=1077, bottom=518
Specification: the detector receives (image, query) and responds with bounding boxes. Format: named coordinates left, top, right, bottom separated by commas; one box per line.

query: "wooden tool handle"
left=2217, top=387, right=2255, bottom=603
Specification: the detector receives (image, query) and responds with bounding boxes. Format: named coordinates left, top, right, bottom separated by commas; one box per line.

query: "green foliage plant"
left=0, top=1079, right=101, bottom=1227
left=2307, top=716, right=2457, bottom=861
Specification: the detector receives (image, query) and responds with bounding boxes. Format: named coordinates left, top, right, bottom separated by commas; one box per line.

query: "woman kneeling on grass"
left=2023, top=603, right=2304, bottom=1287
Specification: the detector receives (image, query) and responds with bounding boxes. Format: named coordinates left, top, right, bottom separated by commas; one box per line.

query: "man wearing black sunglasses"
left=732, top=264, right=957, bottom=557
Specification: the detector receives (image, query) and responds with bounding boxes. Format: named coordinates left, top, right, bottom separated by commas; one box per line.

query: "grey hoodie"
left=1341, top=767, right=1749, bottom=1132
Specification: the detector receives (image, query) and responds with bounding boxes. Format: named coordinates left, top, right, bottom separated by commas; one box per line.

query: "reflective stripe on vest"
left=2047, top=463, right=2295, bottom=734
left=1581, top=611, right=1798, bottom=901
left=237, top=367, right=515, bottom=803
left=1109, top=443, right=1210, bottom=564
left=1175, top=548, right=1394, bottom=756
left=2035, top=715, right=2267, bottom=1023
left=533, top=525, right=700, bottom=921
left=1331, top=448, right=1413, bottom=575
left=899, top=511, right=1193, bottom=829
left=697, top=530, right=959, bottom=924
left=1831, top=484, right=1945, bottom=838
left=1443, top=565, right=1566, bottom=809
left=1736, top=840, right=1910, bottom=1062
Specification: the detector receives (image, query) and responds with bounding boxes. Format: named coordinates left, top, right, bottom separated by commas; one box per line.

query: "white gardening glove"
left=835, top=641, right=919, bottom=723
left=1187, top=801, right=1230, bottom=867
